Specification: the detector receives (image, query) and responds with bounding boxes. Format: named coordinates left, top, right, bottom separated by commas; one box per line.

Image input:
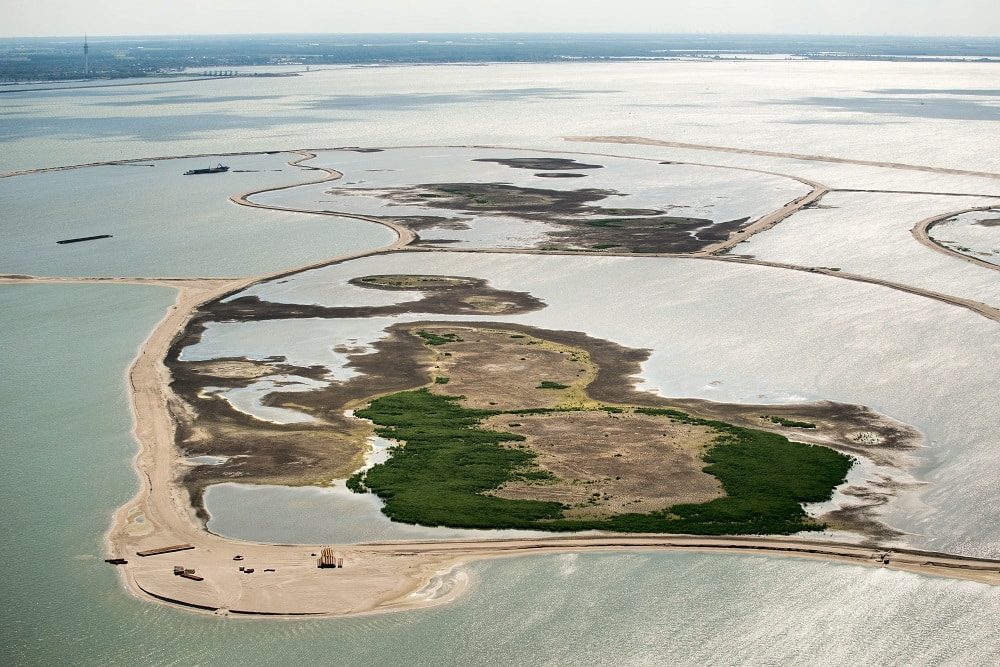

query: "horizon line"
left=3, top=31, right=1000, bottom=40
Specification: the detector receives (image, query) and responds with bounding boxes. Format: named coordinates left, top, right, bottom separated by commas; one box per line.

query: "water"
left=2, top=60, right=999, bottom=665
left=204, top=481, right=558, bottom=544
left=0, top=153, right=395, bottom=278
left=930, top=209, right=1000, bottom=266
left=250, top=146, right=808, bottom=227
left=738, top=191, right=1000, bottom=307
left=4, top=61, right=999, bottom=174
left=207, top=374, right=329, bottom=424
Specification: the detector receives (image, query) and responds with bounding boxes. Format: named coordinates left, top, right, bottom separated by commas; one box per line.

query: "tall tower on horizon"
left=84, top=34, right=89, bottom=76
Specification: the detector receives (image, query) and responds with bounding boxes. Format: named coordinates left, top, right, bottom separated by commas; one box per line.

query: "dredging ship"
left=184, top=164, right=229, bottom=175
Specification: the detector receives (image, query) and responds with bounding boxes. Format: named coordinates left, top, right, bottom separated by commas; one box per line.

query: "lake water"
left=2, top=61, right=998, bottom=665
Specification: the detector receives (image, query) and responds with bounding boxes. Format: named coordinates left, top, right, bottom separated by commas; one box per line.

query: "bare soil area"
left=485, top=411, right=721, bottom=518
left=424, top=325, right=596, bottom=410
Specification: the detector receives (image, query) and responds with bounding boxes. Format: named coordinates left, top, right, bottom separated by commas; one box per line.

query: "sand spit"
left=912, top=207, right=1000, bottom=273
left=565, top=136, right=1000, bottom=180
left=118, top=534, right=1000, bottom=618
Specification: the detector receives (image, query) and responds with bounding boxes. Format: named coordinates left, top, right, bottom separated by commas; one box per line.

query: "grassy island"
left=173, top=313, right=912, bottom=535
left=350, top=389, right=853, bottom=535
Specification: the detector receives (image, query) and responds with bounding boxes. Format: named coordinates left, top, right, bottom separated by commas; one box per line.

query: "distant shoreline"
left=3, top=33, right=998, bottom=86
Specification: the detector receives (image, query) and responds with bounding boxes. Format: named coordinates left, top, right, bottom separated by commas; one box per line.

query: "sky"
left=1, top=0, right=999, bottom=38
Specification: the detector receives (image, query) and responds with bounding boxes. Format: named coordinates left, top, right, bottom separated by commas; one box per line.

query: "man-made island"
left=58, top=145, right=995, bottom=616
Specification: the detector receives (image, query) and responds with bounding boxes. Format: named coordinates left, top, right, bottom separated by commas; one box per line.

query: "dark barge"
left=184, top=163, right=229, bottom=175
left=57, top=234, right=112, bottom=244
left=136, top=543, right=194, bottom=557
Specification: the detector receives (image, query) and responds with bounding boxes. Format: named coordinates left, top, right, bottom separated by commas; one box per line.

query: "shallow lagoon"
left=930, top=209, right=1000, bottom=266
left=739, top=190, right=1000, bottom=307
left=253, top=146, right=809, bottom=226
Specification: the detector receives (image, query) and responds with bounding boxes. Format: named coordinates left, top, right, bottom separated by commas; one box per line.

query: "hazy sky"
left=2, top=0, right=999, bottom=38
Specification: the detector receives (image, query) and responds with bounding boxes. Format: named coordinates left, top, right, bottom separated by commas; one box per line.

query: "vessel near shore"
left=184, top=164, right=229, bottom=175
left=56, top=234, right=112, bottom=244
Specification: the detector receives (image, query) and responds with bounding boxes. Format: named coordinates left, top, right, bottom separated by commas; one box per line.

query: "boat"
left=184, top=163, right=229, bottom=175
left=57, top=234, right=112, bottom=244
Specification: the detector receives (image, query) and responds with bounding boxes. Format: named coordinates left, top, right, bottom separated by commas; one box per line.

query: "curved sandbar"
left=911, top=207, right=1000, bottom=273
left=566, top=135, right=1000, bottom=181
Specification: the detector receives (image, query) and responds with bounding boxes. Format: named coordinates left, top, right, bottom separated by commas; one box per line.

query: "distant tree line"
left=3, top=33, right=997, bottom=82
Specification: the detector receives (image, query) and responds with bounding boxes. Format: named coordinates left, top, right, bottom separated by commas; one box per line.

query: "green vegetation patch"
left=765, top=415, right=817, bottom=429
left=349, top=390, right=853, bottom=535
left=537, top=380, right=570, bottom=389
left=350, top=390, right=562, bottom=528
left=415, top=329, right=464, bottom=346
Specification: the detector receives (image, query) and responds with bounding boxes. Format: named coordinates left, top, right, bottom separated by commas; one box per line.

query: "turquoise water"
left=0, top=284, right=176, bottom=663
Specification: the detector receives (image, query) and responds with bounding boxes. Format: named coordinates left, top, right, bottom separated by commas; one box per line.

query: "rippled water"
left=738, top=191, right=1000, bottom=307
left=4, top=61, right=999, bottom=174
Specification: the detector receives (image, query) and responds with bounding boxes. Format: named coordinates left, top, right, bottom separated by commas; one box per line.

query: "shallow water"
left=738, top=191, right=1000, bottom=306
left=929, top=209, right=1000, bottom=266
left=0, top=153, right=395, bottom=278
left=195, top=251, right=1000, bottom=557
left=254, top=146, right=808, bottom=226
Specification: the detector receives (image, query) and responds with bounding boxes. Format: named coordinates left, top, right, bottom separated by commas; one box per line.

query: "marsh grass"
left=350, top=390, right=853, bottom=534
